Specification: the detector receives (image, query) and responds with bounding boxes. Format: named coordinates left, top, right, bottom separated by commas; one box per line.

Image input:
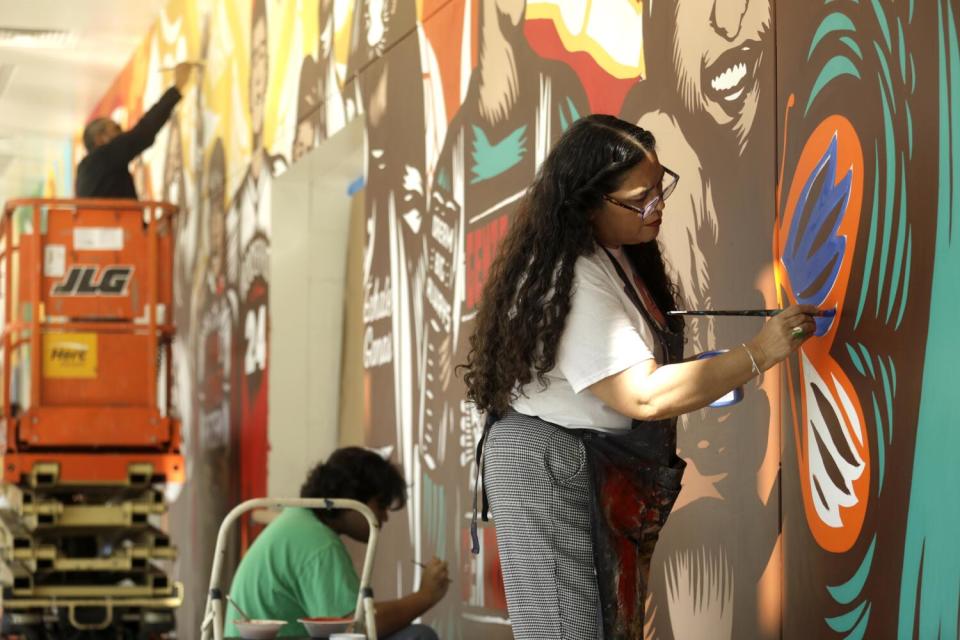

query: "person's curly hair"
left=300, top=447, right=407, bottom=519
left=461, top=114, right=684, bottom=416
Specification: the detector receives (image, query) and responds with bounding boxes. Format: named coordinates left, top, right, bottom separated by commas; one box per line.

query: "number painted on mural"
left=244, top=305, right=267, bottom=374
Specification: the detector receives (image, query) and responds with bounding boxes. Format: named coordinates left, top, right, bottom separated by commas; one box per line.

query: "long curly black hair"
left=461, top=114, right=684, bottom=416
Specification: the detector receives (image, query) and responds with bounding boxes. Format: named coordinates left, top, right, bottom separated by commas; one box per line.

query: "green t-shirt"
left=225, top=507, right=360, bottom=638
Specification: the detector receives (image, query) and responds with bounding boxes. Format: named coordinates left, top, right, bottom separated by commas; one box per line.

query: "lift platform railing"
left=0, top=198, right=179, bottom=450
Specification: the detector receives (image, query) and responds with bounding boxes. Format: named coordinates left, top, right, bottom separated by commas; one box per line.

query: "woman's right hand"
left=747, top=304, right=819, bottom=370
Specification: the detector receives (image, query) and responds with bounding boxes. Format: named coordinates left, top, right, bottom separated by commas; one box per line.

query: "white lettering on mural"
left=363, top=276, right=392, bottom=323
left=425, top=276, right=451, bottom=332
left=431, top=215, right=455, bottom=254
left=432, top=252, right=447, bottom=280
left=363, top=325, right=393, bottom=368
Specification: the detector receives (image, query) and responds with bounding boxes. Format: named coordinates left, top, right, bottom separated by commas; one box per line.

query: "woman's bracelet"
left=742, top=343, right=761, bottom=376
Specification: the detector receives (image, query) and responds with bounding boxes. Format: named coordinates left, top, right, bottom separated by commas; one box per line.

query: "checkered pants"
left=483, top=412, right=603, bottom=640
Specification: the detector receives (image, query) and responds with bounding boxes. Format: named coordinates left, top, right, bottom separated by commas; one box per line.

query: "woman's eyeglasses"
left=602, top=167, right=679, bottom=220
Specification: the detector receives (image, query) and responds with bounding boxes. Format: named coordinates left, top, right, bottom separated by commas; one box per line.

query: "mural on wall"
left=418, top=0, right=590, bottom=633
left=46, top=0, right=956, bottom=637
left=78, top=0, right=347, bottom=630
left=615, top=0, right=783, bottom=637
left=776, top=1, right=959, bottom=639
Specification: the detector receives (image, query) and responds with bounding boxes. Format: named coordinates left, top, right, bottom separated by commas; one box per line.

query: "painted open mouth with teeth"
left=702, top=41, right=762, bottom=116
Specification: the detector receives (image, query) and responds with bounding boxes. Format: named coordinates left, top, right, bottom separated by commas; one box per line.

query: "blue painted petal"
left=783, top=133, right=854, bottom=335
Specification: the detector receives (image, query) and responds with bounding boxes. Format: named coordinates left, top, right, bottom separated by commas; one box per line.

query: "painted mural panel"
left=776, top=1, right=959, bottom=638
left=348, top=1, right=785, bottom=637
left=616, top=1, right=782, bottom=637
left=420, top=1, right=590, bottom=633
left=48, top=0, right=958, bottom=637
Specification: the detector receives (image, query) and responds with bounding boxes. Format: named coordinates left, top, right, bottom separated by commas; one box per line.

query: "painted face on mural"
left=364, top=0, right=393, bottom=52
left=293, top=55, right=322, bottom=162
left=319, top=0, right=334, bottom=59
left=207, top=145, right=227, bottom=280
left=671, top=0, right=771, bottom=142
left=293, top=119, right=315, bottom=163
left=250, top=15, right=268, bottom=143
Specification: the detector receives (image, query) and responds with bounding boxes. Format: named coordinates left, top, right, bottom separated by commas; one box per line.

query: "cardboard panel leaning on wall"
left=267, top=162, right=313, bottom=498
left=268, top=116, right=365, bottom=497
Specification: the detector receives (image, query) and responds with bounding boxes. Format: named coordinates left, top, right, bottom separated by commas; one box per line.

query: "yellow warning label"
left=43, top=333, right=98, bottom=379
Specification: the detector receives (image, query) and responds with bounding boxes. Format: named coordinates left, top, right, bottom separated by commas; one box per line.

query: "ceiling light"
left=0, top=63, right=13, bottom=99
left=0, top=27, right=76, bottom=49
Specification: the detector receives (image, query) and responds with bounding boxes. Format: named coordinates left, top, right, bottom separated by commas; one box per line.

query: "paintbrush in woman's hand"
left=667, top=308, right=836, bottom=317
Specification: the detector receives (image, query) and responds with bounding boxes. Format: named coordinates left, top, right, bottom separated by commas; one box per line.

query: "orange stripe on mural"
left=421, top=0, right=475, bottom=124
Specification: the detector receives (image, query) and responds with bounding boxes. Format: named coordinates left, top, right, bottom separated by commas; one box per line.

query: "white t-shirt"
left=512, top=247, right=661, bottom=432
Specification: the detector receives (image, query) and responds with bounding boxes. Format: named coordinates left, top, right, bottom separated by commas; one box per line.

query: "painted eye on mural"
left=778, top=115, right=869, bottom=553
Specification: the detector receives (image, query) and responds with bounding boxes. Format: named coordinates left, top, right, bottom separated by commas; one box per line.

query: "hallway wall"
left=42, top=0, right=958, bottom=637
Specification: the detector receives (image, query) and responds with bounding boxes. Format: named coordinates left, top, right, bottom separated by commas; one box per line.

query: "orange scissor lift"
left=0, top=199, right=184, bottom=638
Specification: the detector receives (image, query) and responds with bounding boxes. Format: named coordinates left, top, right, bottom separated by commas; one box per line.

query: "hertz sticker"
left=43, top=333, right=98, bottom=379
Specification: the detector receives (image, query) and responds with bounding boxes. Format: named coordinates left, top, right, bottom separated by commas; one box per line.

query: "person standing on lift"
left=76, top=62, right=199, bottom=199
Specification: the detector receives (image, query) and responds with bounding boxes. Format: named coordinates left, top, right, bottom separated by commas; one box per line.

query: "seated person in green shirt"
left=226, top=447, right=449, bottom=639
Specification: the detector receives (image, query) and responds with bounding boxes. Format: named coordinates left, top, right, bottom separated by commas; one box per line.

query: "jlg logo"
left=51, top=265, right=134, bottom=296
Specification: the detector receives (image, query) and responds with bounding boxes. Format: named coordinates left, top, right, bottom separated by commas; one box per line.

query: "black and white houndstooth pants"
left=483, top=412, right=604, bottom=640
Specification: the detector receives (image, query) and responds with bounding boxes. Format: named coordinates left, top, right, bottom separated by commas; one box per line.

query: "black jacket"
left=76, top=87, right=182, bottom=199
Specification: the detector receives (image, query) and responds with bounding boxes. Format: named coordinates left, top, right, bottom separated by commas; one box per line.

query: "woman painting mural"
left=462, top=115, right=816, bottom=639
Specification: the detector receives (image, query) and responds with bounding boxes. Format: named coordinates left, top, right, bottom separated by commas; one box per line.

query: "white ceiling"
left=0, top=0, right=166, bottom=198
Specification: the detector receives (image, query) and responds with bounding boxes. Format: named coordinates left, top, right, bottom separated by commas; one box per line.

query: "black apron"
left=472, top=249, right=686, bottom=639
